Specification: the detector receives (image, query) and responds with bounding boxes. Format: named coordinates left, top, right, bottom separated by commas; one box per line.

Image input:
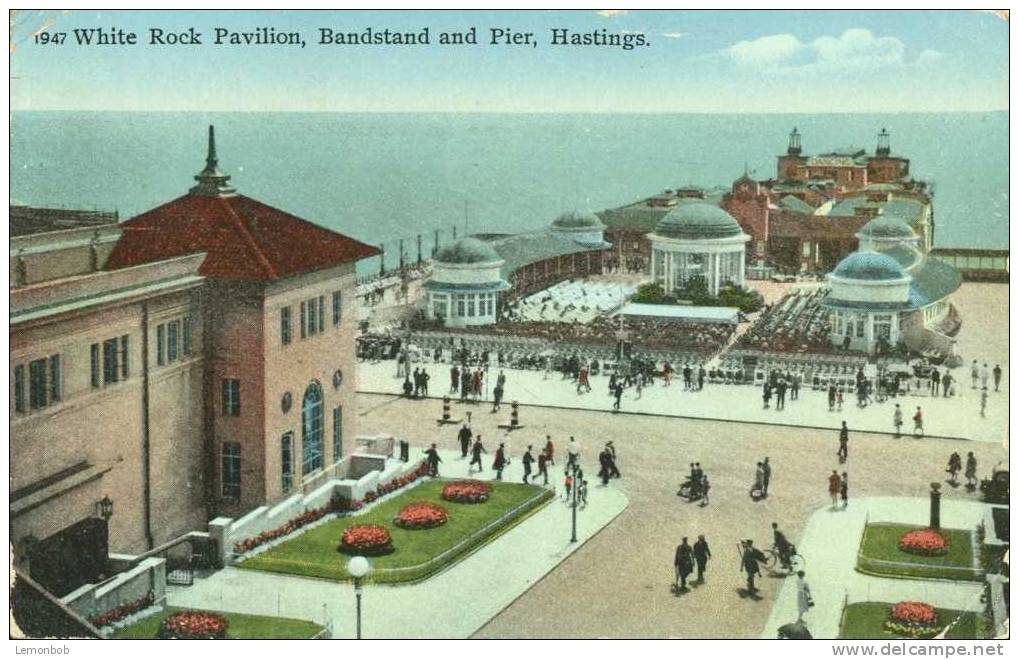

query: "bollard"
left=436, top=395, right=461, bottom=425
left=510, top=401, right=519, bottom=428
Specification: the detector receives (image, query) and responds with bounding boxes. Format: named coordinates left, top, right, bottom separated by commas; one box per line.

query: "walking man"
left=458, top=423, right=473, bottom=458
left=544, top=436, right=555, bottom=466
left=993, top=364, right=1002, bottom=392
left=971, top=360, right=979, bottom=389
left=493, top=443, right=507, bottom=481
left=980, top=363, right=990, bottom=390
left=791, top=374, right=800, bottom=401
left=700, top=475, right=710, bottom=506
left=451, top=364, right=460, bottom=393
left=965, top=452, right=978, bottom=489
left=607, top=441, right=621, bottom=478
left=424, top=442, right=442, bottom=477
left=674, top=537, right=694, bottom=591
left=469, top=436, right=487, bottom=472
left=828, top=470, right=841, bottom=508
left=840, top=472, right=849, bottom=508
left=522, top=445, right=534, bottom=484
left=893, top=404, right=903, bottom=437
left=566, top=436, right=580, bottom=470
left=837, top=421, right=849, bottom=461
left=492, top=381, right=504, bottom=412
left=796, top=571, right=814, bottom=623
left=536, top=450, right=549, bottom=486
left=913, top=406, right=924, bottom=437
left=693, top=535, right=711, bottom=583
left=762, top=457, right=772, bottom=497
left=827, top=383, right=837, bottom=412
left=741, top=540, right=763, bottom=595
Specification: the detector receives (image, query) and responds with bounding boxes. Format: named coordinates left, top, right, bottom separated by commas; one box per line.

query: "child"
left=563, top=473, right=573, bottom=501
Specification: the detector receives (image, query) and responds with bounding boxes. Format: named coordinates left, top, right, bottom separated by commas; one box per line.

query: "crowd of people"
left=735, top=287, right=833, bottom=354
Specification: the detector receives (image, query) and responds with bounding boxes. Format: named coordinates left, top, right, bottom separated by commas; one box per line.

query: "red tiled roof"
left=105, top=193, right=380, bottom=281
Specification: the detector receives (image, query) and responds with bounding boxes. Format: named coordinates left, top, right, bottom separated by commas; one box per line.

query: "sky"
left=9, top=9, right=1009, bottom=113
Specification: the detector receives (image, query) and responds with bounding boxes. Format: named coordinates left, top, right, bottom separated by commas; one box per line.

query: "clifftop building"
left=11, top=127, right=379, bottom=594
left=723, top=128, right=933, bottom=273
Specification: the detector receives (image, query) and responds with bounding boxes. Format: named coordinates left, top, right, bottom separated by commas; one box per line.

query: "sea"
left=9, top=111, right=1009, bottom=274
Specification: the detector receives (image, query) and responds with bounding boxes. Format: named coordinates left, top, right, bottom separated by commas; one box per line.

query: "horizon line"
left=9, top=108, right=1009, bottom=115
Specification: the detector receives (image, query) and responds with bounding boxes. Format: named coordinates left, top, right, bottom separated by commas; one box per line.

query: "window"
left=49, top=355, right=61, bottom=403
left=119, top=336, right=129, bottom=379
left=856, top=317, right=865, bottom=338
left=156, top=324, right=166, bottom=366
left=91, top=344, right=100, bottom=388
left=221, top=442, right=241, bottom=498
left=167, top=320, right=180, bottom=362
left=281, top=306, right=292, bottom=345
left=13, top=364, right=25, bottom=412
left=317, top=296, right=325, bottom=333
left=29, top=359, right=47, bottom=410
left=456, top=294, right=465, bottom=317
left=222, top=378, right=240, bottom=416
left=281, top=432, right=294, bottom=494
left=300, top=301, right=307, bottom=339
left=332, top=406, right=343, bottom=464
left=307, top=298, right=318, bottom=336
left=467, top=294, right=475, bottom=317
left=332, top=291, right=342, bottom=326
left=182, top=316, right=193, bottom=355
left=102, top=338, right=119, bottom=385
left=802, top=242, right=811, bottom=258
left=301, top=382, right=324, bottom=475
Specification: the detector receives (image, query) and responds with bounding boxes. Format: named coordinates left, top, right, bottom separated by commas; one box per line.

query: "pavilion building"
left=648, top=202, right=750, bottom=296
left=423, top=238, right=510, bottom=326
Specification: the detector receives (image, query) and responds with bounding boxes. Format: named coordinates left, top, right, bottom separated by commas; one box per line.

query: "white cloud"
left=596, top=10, right=627, bottom=18
left=661, top=32, right=687, bottom=39
left=722, top=28, right=940, bottom=72
left=728, top=33, right=806, bottom=66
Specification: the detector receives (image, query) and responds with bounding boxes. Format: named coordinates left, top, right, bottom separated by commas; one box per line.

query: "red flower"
left=339, top=524, right=393, bottom=555
left=394, top=501, right=449, bottom=529
left=442, top=480, right=493, bottom=504
left=899, top=529, right=950, bottom=556
left=157, top=610, right=228, bottom=639
left=890, top=601, right=938, bottom=625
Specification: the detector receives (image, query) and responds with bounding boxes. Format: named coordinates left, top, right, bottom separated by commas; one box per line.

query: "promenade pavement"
left=761, top=497, right=989, bottom=639
left=166, top=451, right=627, bottom=639
left=359, top=360, right=1007, bottom=444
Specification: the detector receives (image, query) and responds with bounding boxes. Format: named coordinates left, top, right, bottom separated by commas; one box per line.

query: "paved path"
left=166, top=452, right=627, bottom=639
left=761, top=497, right=989, bottom=639
left=359, top=360, right=1007, bottom=444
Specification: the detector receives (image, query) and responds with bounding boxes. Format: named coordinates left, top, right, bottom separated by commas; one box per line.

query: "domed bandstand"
left=423, top=238, right=510, bottom=327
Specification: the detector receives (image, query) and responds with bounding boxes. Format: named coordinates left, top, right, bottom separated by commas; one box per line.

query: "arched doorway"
left=301, top=382, right=324, bottom=475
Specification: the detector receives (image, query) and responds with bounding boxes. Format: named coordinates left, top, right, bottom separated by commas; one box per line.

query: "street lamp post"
left=347, top=556, right=371, bottom=639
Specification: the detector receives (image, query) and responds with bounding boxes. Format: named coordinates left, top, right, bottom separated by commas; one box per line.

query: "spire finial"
left=206, top=125, right=218, bottom=169
left=191, top=124, right=236, bottom=196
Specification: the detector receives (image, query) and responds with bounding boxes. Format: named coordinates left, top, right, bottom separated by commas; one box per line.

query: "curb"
left=355, top=390, right=973, bottom=442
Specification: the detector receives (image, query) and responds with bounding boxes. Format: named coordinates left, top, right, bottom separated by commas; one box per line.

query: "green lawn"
left=111, top=607, right=323, bottom=639
left=840, top=602, right=982, bottom=640
left=238, top=479, right=551, bottom=584
left=856, top=523, right=980, bottom=582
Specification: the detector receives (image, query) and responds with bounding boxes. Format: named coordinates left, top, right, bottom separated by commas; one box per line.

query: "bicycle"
left=764, top=545, right=805, bottom=573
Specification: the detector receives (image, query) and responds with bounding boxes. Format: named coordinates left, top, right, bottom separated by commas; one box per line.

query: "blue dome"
left=655, top=202, right=743, bottom=240
left=858, top=215, right=916, bottom=239
left=832, top=251, right=907, bottom=281
left=434, top=238, right=501, bottom=265
left=552, top=210, right=604, bottom=229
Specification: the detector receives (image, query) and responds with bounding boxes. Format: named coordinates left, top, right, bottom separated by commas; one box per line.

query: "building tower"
left=876, top=128, right=891, bottom=157
left=787, top=127, right=802, bottom=156
left=190, top=125, right=236, bottom=196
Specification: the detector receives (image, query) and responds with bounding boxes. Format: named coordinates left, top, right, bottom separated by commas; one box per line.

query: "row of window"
left=12, top=317, right=204, bottom=414
left=156, top=316, right=193, bottom=366
left=281, top=291, right=342, bottom=345
left=223, top=401, right=344, bottom=499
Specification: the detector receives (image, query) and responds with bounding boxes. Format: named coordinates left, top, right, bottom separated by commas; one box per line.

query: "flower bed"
left=231, top=461, right=428, bottom=556
left=899, top=529, right=950, bottom=557
left=394, top=501, right=449, bottom=529
left=884, top=601, right=941, bottom=638
left=156, top=610, right=228, bottom=639
left=441, top=480, right=493, bottom=504
left=89, top=590, right=155, bottom=628
left=338, top=524, right=394, bottom=556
